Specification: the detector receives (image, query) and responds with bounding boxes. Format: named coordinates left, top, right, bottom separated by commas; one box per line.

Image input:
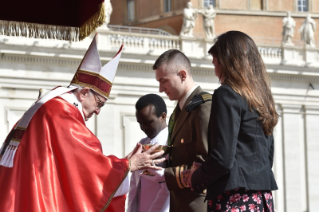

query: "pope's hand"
left=129, top=144, right=165, bottom=172
left=125, top=143, right=141, bottom=160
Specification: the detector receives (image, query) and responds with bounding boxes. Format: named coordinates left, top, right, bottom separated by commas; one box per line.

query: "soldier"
left=143, top=49, right=212, bottom=212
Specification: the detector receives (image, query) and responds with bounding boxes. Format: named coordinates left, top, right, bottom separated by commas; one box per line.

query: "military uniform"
left=165, top=86, right=212, bottom=212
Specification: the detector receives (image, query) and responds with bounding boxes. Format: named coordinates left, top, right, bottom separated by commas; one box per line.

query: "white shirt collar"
left=149, top=126, right=168, bottom=145
left=178, top=85, right=198, bottom=110
left=60, top=92, right=85, bottom=123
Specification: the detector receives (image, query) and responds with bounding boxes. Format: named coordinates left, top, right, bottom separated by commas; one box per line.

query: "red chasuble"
left=0, top=97, right=129, bottom=212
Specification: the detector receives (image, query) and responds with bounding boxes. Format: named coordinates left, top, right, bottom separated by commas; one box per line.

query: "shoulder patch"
left=186, top=92, right=212, bottom=112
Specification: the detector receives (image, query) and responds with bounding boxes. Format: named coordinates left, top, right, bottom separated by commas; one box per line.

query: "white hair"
left=70, top=86, right=94, bottom=96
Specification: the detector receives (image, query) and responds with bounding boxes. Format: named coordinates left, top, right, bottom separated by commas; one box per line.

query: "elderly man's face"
left=81, top=90, right=106, bottom=121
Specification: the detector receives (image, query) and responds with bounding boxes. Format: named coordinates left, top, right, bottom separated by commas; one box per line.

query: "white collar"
left=149, top=127, right=168, bottom=145
left=178, top=85, right=198, bottom=110
left=60, top=92, right=85, bottom=123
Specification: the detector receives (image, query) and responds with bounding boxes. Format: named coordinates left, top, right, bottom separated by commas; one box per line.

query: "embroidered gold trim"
left=75, top=82, right=110, bottom=98
left=179, top=164, right=186, bottom=188
left=100, top=160, right=130, bottom=212
left=16, top=126, right=27, bottom=130
left=78, top=70, right=112, bottom=86
left=175, top=166, right=184, bottom=189
left=11, top=127, right=27, bottom=142
left=201, top=93, right=212, bottom=101
left=71, top=69, right=112, bottom=98
left=180, top=164, right=189, bottom=188
left=142, top=170, right=156, bottom=176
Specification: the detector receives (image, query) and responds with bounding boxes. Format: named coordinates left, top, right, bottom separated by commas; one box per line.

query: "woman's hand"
left=182, top=162, right=202, bottom=189
left=129, top=144, right=166, bottom=172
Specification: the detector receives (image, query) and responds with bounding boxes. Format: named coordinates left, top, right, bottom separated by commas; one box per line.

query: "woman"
left=183, top=31, right=278, bottom=212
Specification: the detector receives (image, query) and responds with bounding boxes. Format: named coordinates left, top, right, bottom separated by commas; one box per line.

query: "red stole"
left=0, top=97, right=129, bottom=211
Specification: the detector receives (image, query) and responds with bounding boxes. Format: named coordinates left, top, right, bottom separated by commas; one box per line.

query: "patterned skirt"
left=207, top=188, right=274, bottom=212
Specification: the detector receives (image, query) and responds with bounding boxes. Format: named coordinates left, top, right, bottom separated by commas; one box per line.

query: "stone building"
left=110, top=0, right=319, bottom=45
left=0, top=1, right=319, bottom=212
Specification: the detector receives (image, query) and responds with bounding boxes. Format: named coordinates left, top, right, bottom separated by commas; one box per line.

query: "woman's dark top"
left=191, top=85, right=278, bottom=200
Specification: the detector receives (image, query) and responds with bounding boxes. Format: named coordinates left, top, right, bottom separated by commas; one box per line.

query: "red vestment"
left=0, top=97, right=129, bottom=212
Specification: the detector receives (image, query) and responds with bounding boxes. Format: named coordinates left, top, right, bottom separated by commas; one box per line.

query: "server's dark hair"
left=135, top=94, right=167, bottom=117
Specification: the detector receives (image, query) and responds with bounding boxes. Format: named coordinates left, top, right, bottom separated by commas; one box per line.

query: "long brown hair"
left=209, top=31, right=278, bottom=135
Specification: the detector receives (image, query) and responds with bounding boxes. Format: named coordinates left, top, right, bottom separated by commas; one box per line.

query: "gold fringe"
left=0, top=20, right=80, bottom=41
left=100, top=163, right=130, bottom=212
left=0, top=2, right=105, bottom=41
left=79, top=2, right=105, bottom=41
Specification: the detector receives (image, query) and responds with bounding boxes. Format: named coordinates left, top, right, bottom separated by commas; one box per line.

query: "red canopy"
left=0, top=0, right=105, bottom=41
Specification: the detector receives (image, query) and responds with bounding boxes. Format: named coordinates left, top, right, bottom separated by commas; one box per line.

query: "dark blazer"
left=164, top=86, right=212, bottom=212
left=192, top=85, right=278, bottom=200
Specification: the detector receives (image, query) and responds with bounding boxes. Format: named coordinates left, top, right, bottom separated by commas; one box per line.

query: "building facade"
left=110, top=0, right=319, bottom=46
left=1, top=1, right=319, bottom=211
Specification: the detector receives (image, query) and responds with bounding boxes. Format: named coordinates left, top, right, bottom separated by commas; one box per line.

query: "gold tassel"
left=79, top=2, right=105, bottom=41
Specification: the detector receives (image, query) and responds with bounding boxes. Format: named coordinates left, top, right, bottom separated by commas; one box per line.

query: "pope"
left=0, top=35, right=165, bottom=212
